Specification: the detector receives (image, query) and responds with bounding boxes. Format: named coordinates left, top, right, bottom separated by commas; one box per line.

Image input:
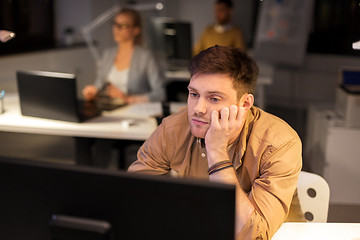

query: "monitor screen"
left=147, top=17, right=192, bottom=69
left=0, top=157, right=235, bottom=240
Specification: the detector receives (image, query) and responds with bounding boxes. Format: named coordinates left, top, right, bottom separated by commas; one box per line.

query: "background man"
left=193, top=0, right=246, bottom=55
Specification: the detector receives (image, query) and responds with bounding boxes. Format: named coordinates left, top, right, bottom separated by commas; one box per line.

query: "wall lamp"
left=0, top=30, right=15, bottom=43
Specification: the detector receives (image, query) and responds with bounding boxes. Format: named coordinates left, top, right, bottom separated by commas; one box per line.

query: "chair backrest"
left=297, top=171, right=330, bottom=222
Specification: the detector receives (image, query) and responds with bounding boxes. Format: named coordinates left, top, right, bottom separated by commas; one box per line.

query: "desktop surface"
left=0, top=93, right=186, bottom=140
left=0, top=157, right=235, bottom=240
left=272, top=222, right=360, bottom=240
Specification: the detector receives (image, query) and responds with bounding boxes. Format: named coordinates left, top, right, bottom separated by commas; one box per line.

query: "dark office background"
left=0, top=0, right=55, bottom=55
left=2, top=0, right=360, bottom=56
left=0, top=0, right=360, bottom=225
left=307, top=0, right=360, bottom=55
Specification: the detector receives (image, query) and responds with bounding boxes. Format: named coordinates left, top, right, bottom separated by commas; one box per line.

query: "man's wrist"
left=208, top=160, right=233, bottom=175
left=206, top=150, right=229, bottom=165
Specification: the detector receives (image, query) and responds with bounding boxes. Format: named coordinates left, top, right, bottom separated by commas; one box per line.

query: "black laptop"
left=16, top=70, right=102, bottom=123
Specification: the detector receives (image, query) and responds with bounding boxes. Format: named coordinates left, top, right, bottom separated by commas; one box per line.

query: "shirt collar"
left=214, top=23, right=233, bottom=33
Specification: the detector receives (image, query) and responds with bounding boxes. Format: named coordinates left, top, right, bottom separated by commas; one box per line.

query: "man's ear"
left=239, top=94, right=254, bottom=111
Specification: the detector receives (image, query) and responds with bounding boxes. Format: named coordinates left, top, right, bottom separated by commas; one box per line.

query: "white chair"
left=296, top=171, right=330, bottom=222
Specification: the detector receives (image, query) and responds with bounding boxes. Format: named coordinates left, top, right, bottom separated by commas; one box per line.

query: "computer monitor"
left=0, top=157, right=235, bottom=240
left=147, top=17, right=192, bottom=69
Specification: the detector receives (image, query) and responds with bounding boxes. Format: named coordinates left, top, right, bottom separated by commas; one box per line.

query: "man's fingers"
left=211, top=110, right=220, bottom=126
left=229, top=105, right=238, bottom=122
left=237, top=106, right=246, bottom=122
left=220, top=107, right=230, bottom=120
left=211, top=105, right=245, bottom=131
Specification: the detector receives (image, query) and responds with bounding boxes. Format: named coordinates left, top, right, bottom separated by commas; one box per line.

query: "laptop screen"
left=16, top=70, right=91, bottom=122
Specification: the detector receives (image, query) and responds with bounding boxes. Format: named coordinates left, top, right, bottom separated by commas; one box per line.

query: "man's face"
left=214, top=3, right=232, bottom=25
left=187, top=73, right=240, bottom=138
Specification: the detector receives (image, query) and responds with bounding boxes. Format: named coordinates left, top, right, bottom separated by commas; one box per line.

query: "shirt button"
left=201, top=153, right=206, bottom=158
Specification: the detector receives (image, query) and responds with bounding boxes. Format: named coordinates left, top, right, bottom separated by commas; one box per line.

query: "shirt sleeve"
left=193, top=30, right=207, bottom=56
left=233, top=28, right=246, bottom=52
left=239, top=138, right=302, bottom=239
left=144, top=50, right=166, bottom=102
left=127, top=120, right=170, bottom=175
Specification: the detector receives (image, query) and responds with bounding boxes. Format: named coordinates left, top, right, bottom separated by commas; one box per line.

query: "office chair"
left=297, top=171, right=330, bottom=222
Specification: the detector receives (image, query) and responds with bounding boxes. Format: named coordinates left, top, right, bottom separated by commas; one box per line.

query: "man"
left=193, top=0, right=246, bottom=55
left=128, top=45, right=302, bottom=239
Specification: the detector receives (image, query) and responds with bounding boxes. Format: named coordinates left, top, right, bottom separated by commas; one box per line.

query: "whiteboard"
left=253, top=0, right=314, bottom=67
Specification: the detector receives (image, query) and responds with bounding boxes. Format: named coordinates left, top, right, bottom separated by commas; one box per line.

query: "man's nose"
left=193, top=98, right=207, bottom=115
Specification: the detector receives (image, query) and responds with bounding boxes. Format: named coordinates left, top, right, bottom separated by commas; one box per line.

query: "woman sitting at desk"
left=79, top=8, right=165, bottom=168
left=82, top=8, right=165, bottom=104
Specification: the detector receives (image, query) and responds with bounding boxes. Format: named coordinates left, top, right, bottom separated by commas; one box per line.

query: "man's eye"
left=189, top=92, right=199, bottom=98
left=210, top=97, right=220, bottom=103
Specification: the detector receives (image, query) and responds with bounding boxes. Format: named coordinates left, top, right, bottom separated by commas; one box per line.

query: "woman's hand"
left=82, top=85, right=98, bottom=101
left=126, top=95, right=149, bottom=104
left=106, top=84, right=127, bottom=101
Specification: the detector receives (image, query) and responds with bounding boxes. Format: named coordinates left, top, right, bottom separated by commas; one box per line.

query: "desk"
left=165, top=62, right=274, bottom=109
left=0, top=93, right=184, bottom=141
left=0, top=93, right=186, bottom=168
left=272, top=223, right=360, bottom=240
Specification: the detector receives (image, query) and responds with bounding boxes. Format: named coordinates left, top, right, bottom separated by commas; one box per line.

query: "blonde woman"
left=78, top=8, right=165, bottom=168
left=83, top=8, right=165, bottom=104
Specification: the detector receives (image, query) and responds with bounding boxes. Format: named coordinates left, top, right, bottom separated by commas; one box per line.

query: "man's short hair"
left=189, top=45, right=259, bottom=98
left=216, top=0, right=233, bottom=9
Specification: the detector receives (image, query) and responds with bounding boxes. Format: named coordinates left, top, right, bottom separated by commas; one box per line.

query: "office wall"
left=265, top=53, right=360, bottom=108
left=0, top=0, right=255, bottom=93
left=1, top=0, right=360, bottom=108
left=156, top=0, right=255, bottom=46
left=0, top=46, right=95, bottom=95
left=82, top=0, right=255, bottom=51
left=55, top=0, right=92, bottom=45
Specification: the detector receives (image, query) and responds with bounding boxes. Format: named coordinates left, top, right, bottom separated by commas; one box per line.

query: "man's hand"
left=205, top=105, right=246, bottom=164
left=205, top=104, right=256, bottom=237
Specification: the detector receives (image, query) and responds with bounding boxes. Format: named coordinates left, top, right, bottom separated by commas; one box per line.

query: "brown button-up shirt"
left=128, top=106, right=302, bottom=239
